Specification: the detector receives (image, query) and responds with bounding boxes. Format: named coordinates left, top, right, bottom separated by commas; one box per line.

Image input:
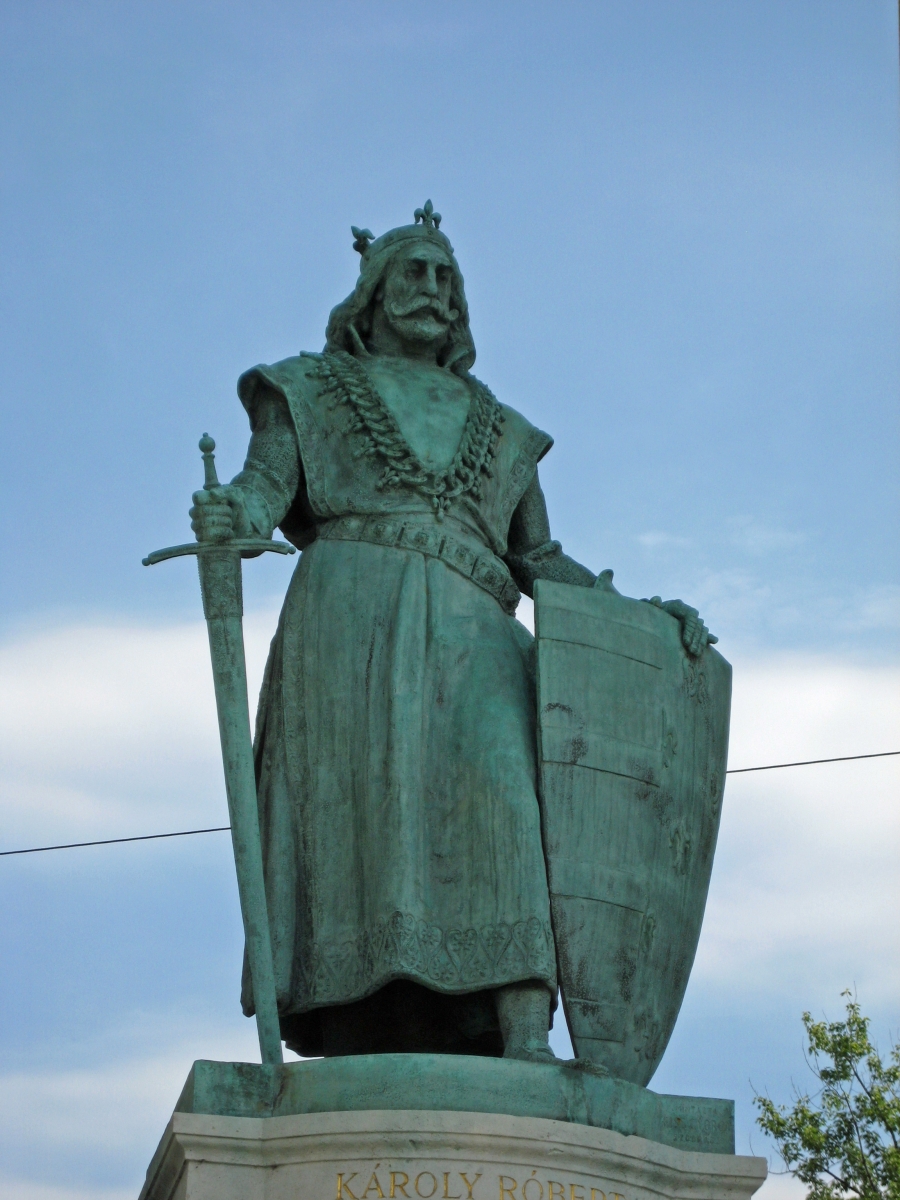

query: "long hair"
left=323, top=246, right=476, bottom=375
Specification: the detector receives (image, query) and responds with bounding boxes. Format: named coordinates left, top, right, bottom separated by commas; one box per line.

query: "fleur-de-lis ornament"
left=414, top=199, right=441, bottom=230
left=351, top=226, right=374, bottom=254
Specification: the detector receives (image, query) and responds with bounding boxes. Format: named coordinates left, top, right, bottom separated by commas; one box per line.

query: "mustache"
left=387, top=297, right=454, bottom=322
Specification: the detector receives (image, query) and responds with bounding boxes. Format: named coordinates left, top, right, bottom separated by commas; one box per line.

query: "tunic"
left=231, top=352, right=595, bottom=1055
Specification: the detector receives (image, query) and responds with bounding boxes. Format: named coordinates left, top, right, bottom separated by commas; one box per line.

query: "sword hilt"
left=142, top=433, right=297, bottom=567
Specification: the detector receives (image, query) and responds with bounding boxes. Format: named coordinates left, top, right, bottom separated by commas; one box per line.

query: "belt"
left=317, top=514, right=522, bottom=615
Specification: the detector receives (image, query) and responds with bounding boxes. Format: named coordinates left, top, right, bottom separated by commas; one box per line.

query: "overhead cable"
left=726, top=750, right=899, bottom=774
left=2, top=750, right=897, bottom=858
left=0, top=826, right=231, bottom=857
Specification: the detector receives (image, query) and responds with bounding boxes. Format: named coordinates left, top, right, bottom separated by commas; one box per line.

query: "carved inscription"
left=499, top=1178, right=624, bottom=1200
left=335, top=1169, right=625, bottom=1200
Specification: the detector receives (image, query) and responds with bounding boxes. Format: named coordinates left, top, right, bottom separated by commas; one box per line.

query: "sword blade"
left=199, top=548, right=283, bottom=1066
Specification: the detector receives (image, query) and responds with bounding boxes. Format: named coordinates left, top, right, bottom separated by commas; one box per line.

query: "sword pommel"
left=199, top=433, right=220, bottom=490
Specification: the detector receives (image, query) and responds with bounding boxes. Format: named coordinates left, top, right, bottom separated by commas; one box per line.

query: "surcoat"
left=232, top=352, right=594, bottom=1054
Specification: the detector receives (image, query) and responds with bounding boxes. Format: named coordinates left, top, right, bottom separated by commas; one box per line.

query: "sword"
left=143, top=434, right=295, bottom=1065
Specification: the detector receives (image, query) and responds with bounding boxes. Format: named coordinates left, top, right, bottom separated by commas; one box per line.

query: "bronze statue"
left=184, top=201, right=723, bottom=1072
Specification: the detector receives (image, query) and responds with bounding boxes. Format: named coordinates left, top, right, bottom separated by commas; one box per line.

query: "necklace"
left=310, top=351, right=505, bottom=520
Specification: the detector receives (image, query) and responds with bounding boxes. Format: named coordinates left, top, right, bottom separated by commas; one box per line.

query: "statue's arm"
left=191, top=387, right=316, bottom=548
left=229, top=390, right=304, bottom=537
left=504, top=470, right=596, bottom=597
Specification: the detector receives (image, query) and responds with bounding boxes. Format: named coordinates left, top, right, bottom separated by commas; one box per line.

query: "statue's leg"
left=496, top=981, right=556, bottom=1063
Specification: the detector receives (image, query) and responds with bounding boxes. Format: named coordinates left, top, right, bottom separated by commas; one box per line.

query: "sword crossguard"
left=142, top=539, right=295, bottom=567
left=142, top=433, right=297, bottom=567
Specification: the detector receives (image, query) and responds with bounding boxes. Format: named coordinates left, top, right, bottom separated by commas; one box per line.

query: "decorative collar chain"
left=310, top=351, right=504, bottom=520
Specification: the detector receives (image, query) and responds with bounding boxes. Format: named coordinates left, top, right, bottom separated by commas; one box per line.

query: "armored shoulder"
left=495, top=401, right=554, bottom=468
left=237, top=353, right=326, bottom=429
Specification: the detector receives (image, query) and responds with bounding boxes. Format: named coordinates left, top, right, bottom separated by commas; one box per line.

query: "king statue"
left=188, top=201, right=719, bottom=1070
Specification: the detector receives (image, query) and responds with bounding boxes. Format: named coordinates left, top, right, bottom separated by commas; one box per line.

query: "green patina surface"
left=176, top=1055, right=734, bottom=1155
left=158, top=200, right=729, bottom=1086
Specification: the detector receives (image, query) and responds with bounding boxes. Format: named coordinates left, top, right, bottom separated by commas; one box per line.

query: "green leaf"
left=754, top=994, right=899, bottom=1200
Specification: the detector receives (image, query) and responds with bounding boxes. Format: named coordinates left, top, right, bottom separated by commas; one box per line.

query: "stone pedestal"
left=139, top=1058, right=766, bottom=1200
left=141, top=1109, right=766, bottom=1200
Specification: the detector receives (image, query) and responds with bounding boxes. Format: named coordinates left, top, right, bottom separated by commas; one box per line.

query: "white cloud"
left=0, top=611, right=281, bottom=847
left=695, top=654, right=900, bottom=1005
left=728, top=654, right=899, bottom=766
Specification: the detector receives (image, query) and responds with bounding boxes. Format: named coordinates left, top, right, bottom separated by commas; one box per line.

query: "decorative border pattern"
left=295, top=911, right=557, bottom=1007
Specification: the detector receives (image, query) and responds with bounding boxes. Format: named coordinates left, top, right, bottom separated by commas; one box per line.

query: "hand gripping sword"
left=143, top=435, right=295, bottom=1065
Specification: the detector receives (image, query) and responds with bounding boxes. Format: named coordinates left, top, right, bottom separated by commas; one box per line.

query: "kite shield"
left=534, top=580, right=731, bottom=1086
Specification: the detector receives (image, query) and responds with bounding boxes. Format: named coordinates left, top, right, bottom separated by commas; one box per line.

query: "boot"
left=496, top=981, right=556, bottom=1064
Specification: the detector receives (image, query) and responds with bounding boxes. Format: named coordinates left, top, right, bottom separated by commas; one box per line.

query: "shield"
left=534, top=580, right=731, bottom=1086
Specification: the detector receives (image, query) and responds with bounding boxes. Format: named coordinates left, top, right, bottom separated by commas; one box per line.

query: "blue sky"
left=0, top=4, right=898, bottom=1199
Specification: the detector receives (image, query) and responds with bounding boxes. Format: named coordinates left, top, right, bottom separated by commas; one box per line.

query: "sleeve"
left=229, top=385, right=316, bottom=546
left=504, top=470, right=596, bottom=597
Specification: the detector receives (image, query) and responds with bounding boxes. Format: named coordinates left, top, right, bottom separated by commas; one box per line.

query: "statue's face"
left=377, top=241, right=458, bottom=350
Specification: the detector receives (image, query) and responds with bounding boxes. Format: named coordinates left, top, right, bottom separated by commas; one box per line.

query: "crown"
left=414, top=199, right=441, bottom=230
left=351, top=200, right=446, bottom=257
